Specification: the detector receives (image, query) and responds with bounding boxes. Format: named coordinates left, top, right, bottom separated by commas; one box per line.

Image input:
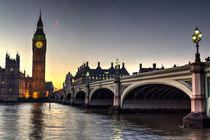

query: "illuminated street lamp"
left=85, top=72, right=89, bottom=83
left=192, top=27, right=203, bottom=62
left=115, top=59, right=120, bottom=78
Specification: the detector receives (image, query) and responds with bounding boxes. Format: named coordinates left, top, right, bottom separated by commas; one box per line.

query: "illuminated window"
left=10, top=67, right=14, bottom=72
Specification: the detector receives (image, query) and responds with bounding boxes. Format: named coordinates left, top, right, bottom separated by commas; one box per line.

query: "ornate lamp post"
left=192, top=27, right=203, bottom=62
left=109, top=59, right=121, bottom=113
left=183, top=27, right=210, bottom=128
left=85, top=72, right=89, bottom=83
left=85, top=72, right=90, bottom=107
left=115, top=59, right=120, bottom=78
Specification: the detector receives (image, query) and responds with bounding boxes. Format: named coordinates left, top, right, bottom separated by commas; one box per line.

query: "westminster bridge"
left=53, top=61, right=210, bottom=128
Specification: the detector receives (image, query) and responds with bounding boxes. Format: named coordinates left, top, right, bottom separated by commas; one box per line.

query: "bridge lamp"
left=192, top=27, right=202, bottom=62
left=85, top=72, right=89, bottom=83
left=115, top=59, right=120, bottom=78
left=86, top=72, right=89, bottom=77
left=115, top=59, right=120, bottom=70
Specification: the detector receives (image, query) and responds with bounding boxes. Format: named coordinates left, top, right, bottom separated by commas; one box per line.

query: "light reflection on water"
left=0, top=103, right=209, bottom=140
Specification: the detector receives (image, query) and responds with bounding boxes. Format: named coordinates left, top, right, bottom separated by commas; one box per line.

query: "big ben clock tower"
left=32, top=12, right=46, bottom=98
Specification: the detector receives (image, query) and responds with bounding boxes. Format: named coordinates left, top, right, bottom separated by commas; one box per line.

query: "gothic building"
left=0, top=54, right=31, bottom=101
left=63, top=61, right=130, bottom=88
left=0, top=12, right=53, bottom=101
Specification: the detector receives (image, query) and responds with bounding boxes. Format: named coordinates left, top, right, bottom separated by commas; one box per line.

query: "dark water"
left=0, top=103, right=209, bottom=140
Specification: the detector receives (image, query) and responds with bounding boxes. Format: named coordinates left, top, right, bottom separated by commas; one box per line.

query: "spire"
left=37, top=9, right=43, bottom=28
left=34, top=10, right=45, bottom=36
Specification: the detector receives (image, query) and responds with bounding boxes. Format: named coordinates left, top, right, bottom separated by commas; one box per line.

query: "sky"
left=0, top=0, right=210, bottom=89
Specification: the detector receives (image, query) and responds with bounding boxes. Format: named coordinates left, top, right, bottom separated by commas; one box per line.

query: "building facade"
left=0, top=54, right=31, bottom=101
left=63, top=61, right=130, bottom=89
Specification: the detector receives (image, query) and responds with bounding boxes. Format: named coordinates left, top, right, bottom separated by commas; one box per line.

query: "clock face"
left=35, top=41, right=43, bottom=48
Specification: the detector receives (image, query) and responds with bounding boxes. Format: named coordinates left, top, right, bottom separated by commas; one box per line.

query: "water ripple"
left=0, top=103, right=209, bottom=140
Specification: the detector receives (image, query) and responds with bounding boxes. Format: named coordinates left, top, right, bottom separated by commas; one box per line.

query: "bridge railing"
left=120, top=65, right=191, bottom=81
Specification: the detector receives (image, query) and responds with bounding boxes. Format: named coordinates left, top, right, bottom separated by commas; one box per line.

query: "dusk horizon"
left=1, top=0, right=210, bottom=139
left=1, top=0, right=210, bottom=88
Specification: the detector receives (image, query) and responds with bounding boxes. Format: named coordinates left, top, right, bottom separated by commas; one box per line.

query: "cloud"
left=54, top=20, right=59, bottom=26
left=109, top=1, right=118, bottom=17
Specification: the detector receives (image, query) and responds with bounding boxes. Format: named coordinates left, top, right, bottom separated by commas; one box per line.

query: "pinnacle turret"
left=37, top=10, right=43, bottom=28
left=34, top=10, right=45, bottom=37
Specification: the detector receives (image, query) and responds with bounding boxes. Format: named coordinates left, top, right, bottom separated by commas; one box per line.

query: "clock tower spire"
left=32, top=11, right=47, bottom=99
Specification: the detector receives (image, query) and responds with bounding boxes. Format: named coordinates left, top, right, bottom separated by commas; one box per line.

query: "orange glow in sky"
left=1, top=1, right=210, bottom=89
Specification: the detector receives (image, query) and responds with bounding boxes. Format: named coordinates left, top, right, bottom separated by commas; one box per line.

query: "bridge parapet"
left=121, top=65, right=191, bottom=81
left=204, top=61, right=210, bottom=73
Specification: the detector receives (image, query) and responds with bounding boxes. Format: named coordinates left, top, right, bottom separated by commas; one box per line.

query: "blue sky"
left=0, top=0, right=210, bottom=88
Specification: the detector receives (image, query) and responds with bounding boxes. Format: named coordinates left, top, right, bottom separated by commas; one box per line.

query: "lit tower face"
left=32, top=11, right=47, bottom=98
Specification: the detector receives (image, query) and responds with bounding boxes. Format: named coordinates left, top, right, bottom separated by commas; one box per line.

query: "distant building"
left=45, top=81, right=54, bottom=97
left=63, top=72, right=73, bottom=91
left=0, top=54, right=31, bottom=101
left=138, top=63, right=163, bottom=73
left=0, top=53, right=54, bottom=101
left=63, top=61, right=130, bottom=87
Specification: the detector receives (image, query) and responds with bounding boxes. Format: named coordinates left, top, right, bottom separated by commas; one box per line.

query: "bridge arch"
left=89, top=87, right=114, bottom=106
left=65, top=93, right=71, bottom=104
left=121, top=80, right=192, bottom=110
left=74, top=90, right=86, bottom=105
left=66, top=93, right=71, bottom=100
left=59, top=93, right=64, bottom=102
left=55, top=95, right=59, bottom=102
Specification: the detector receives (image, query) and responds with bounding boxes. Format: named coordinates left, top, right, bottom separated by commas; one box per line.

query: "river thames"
left=0, top=103, right=209, bottom=140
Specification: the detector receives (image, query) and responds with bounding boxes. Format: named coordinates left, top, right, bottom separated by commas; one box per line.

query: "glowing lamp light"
left=194, top=29, right=200, bottom=35
left=192, top=27, right=202, bottom=43
left=32, top=91, right=39, bottom=99
left=198, top=33, right=202, bottom=39
left=192, top=35, right=197, bottom=41
left=46, top=91, right=49, bottom=97
left=25, top=90, right=30, bottom=99
left=192, top=27, right=202, bottom=62
left=86, top=72, right=89, bottom=77
left=115, top=59, right=120, bottom=69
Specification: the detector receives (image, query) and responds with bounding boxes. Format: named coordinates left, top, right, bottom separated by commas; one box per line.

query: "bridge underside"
left=75, top=91, right=85, bottom=105
left=90, top=88, right=114, bottom=107
left=54, top=96, right=58, bottom=102
left=65, top=93, right=71, bottom=104
left=123, top=84, right=191, bottom=111
left=59, top=94, right=64, bottom=103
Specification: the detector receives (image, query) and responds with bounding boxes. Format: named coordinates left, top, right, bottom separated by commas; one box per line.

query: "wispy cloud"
left=109, top=1, right=118, bottom=17
left=54, top=20, right=59, bottom=26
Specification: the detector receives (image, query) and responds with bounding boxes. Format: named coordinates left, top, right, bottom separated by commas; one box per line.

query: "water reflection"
left=1, top=104, right=19, bottom=140
left=0, top=103, right=209, bottom=140
left=30, top=103, right=44, bottom=140
left=112, top=119, right=123, bottom=140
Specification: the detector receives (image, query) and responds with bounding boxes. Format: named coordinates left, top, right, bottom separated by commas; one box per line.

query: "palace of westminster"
left=0, top=12, right=163, bottom=101
left=0, top=13, right=53, bottom=101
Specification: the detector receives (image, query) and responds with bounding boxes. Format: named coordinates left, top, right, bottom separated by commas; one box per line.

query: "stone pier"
left=183, top=62, right=210, bottom=128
